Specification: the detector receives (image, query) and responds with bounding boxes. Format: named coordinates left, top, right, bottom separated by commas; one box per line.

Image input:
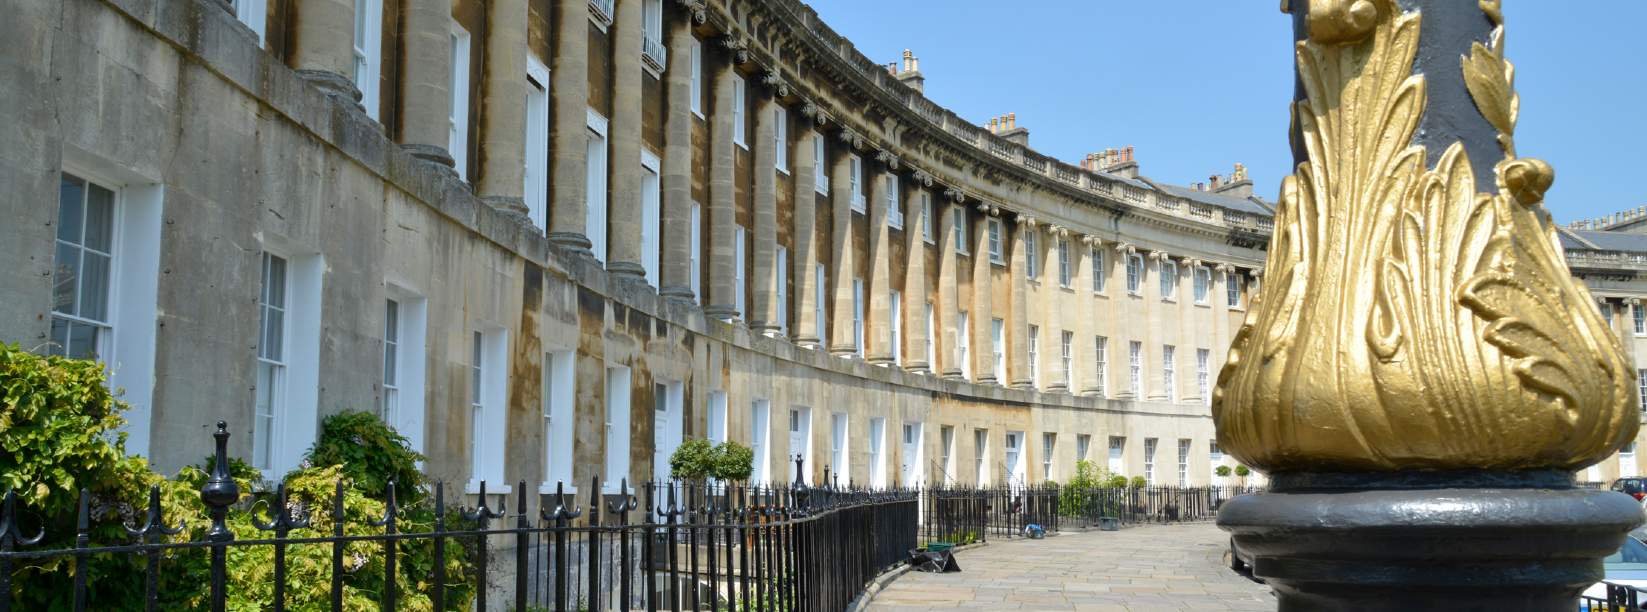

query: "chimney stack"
left=892, top=49, right=926, bottom=92
left=1212, top=162, right=1254, bottom=198
left=990, top=112, right=1029, bottom=146
left=1093, top=145, right=1140, bottom=179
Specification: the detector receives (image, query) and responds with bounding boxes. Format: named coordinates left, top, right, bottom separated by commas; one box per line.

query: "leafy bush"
left=1104, top=474, right=1129, bottom=488
left=669, top=438, right=717, bottom=481
left=1234, top=465, right=1251, bottom=477
left=0, top=344, right=474, bottom=610
left=1130, top=476, right=1148, bottom=488
left=1214, top=465, right=1232, bottom=478
left=306, top=410, right=426, bottom=503
left=712, top=441, right=755, bottom=482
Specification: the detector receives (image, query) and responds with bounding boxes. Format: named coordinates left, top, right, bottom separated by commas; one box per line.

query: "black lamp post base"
left=1218, top=471, right=1644, bottom=611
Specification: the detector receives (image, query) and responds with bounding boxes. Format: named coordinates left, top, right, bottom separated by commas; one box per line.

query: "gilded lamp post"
left=1215, top=1, right=1644, bottom=609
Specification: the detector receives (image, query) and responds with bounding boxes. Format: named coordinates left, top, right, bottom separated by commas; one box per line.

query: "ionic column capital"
left=1114, top=242, right=1136, bottom=256
left=838, top=128, right=865, bottom=150
left=801, top=101, right=829, bottom=127
left=1047, top=225, right=1069, bottom=239
left=1015, top=214, right=1038, bottom=229
left=1148, top=250, right=1169, bottom=262
left=875, top=149, right=900, bottom=170
left=720, top=35, right=749, bottom=65
left=945, top=187, right=968, bottom=204
left=761, top=70, right=790, bottom=97
left=911, top=169, right=934, bottom=188
left=1082, top=235, right=1102, bottom=247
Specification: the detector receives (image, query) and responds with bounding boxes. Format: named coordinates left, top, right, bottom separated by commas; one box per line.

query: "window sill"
left=1162, top=297, right=1178, bottom=304
left=465, top=479, right=514, bottom=495
left=735, top=140, right=749, bottom=151
left=924, top=238, right=936, bottom=246
left=1228, top=305, right=1244, bottom=312
left=692, top=109, right=706, bottom=121
left=538, top=481, right=579, bottom=496
left=1194, top=302, right=1211, bottom=308
left=777, top=166, right=790, bottom=176
left=990, top=259, right=1006, bottom=267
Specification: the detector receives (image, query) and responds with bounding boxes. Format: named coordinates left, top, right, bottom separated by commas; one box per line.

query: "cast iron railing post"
left=126, top=485, right=183, bottom=612
left=462, top=481, right=504, bottom=612
left=366, top=481, right=400, bottom=611
left=432, top=483, right=448, bottom=611
left=512, top=480, right=529, bottom=612
left=250, top=483, right=308, bottom=612
left=71, top=489, right=88, bottom=612
left=587, top=476, right=602, bottom=612
left=542, top=481, right=580, bottom=612
left=609, top=478, right=637, bottom=611
left=198, top=421, right=239, bottom=612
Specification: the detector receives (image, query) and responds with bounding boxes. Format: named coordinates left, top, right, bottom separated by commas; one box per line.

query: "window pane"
left=52, top=243, right=80, bottom=315
left=48, top=318, right=69, bottom=357
left=262, top=308, right=284, bottom=361
left=265, top=255, right=287, bottom=307
left=383, top=341, right=398, bottom=385
left=57, top=175, right=85, bottom=243
left=79, top=251, right=111, bottom=322
left=66, top=320, right=97, bottom=359
left=84, top=183, right=115, bottom=252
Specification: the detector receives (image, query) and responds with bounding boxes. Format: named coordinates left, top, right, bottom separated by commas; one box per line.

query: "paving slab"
left=865, top=523, right=1274, bottom=611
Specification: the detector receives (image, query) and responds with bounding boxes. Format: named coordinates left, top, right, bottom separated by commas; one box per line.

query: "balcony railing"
left=642, top=36, right=667, bottom=73
left=589, top=0, right=615, bottom=28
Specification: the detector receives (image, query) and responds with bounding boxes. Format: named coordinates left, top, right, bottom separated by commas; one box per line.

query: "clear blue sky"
left=804, top=1, right=1647, bottom=224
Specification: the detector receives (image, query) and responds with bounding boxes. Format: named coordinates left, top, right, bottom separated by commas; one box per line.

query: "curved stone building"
left=6, top=0, right=1642, bottom=494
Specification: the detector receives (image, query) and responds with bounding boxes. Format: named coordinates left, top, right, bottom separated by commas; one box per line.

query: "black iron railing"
left=1062, top=485, right=1262, bottom=528
left=1579, top=581, right=1647, bottom=611
left=0, top=422, right=920, bottom=611
left=920, top=483, right=1060, bottom=545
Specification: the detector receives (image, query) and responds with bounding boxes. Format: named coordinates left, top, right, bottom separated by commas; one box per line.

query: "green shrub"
left=1130, top=476, right=1148, bottom=488
left=0, top=344, right=474, bottom=610
left=1234, top=465, right=1251, bottom=477
left=305, top=410, right=426, bottom=503
left=1215, top=465, right=1232, bottom=478
left=1104, top=474, right=1129, bottom=488
left=669, top=438, right=717, bottom=481
left=712, top=441, right=755, bottom=482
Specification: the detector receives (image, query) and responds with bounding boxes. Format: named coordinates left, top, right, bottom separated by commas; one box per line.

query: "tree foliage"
left=711, top=441, right=755, bottom=482
left=668, top=438, right=717, bottom=481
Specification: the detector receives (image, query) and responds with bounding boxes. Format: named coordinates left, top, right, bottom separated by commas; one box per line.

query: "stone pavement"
left=865, top=523, right=1274, bottom=611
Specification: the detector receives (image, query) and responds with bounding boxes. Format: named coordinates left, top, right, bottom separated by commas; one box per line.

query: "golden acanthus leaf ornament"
left=1213, top=0, right=1637, bottom=472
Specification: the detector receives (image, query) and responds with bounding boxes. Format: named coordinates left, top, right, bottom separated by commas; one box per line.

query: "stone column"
left=792, top=120, right=820, bottom=346
left=970, top=204, right=996, bottom=384
left=1147, top=251, right=1169, bottom=400
left=750, top=91, right=780, bottom=335
left=903, top=178, right=931, bottom=374
left=936, top=196, right=962, bottom=380
left=828, top=133, right=859, bottom=357
left=292, top=0, right=360, bottom=102
left=865, top=159, right=894, bottom=366
left=398, top=0, right=453, bottom=167
left=1008, top=215, right=1034, bottom=389
left=1044, top=226, right=1067, bottom=392
left=1077, top=236, right=1102, bottom=395
left=605, top=0, right=644, bottom=279
left=476, top=0, right=530, bottom=219
left=703, top=58, right=739, bottom=321
left=548, top=0, right=591, bottom=251
left=659, top=19, right=695, bottom=301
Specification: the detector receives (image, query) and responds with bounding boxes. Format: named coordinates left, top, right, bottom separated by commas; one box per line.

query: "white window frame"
left=51, top=174, right=119, bottom=361
left=254, top=248, right=323, bottom=478
left=868, top=417, right=887, bottom=489
left=1638, top=369, right=1647, bottom=410
left=352, top=0, right=383, bottom=120
left=1028, top=325, right=1040, bottom=386
left=382, top=288, right=427, bottom=453
left=1126, top=253, right=1143, bottom=295
left=689, top=37, right=704, bottom=118
left=814, top=263, right=827, bottom=343
left=585, top=109, right=610, bottom=263
left=468, top=328, right=510, bottom=493
left=920, top=192, right=935, bottom=244
left=1177, top=438, right=1191, bottom=485
left=1209, top=440, right=1224, bottom=481
left=689, top=202, right=702, bottom=300
left=1163, top=344, right=1177, bottom=402
left=1160, top=259, right=1178, bottom=301
left=813, top=135, right=829, bottom=194
left=1057, top=238, right=1071, bottom=287
left=849, top=155, right=865, bottom=212
left=1094, top=336, right=1108, bottom=397
left=732, top=75, right=747, bottom=148
left=1076, top=434, right=1091, bottom=463
left=1227, top=271, right=1243, bottom=308
left=975, top=428, right=990, bottom=486
left=890, top=289, right=902, bottom=366
left=1107, top=436, right=1125, bottom=476
left=1091, top=247, right=1106, bottom=293
left=603, top=365, right=631, bottom=493
left=886, top=173, right=903, bottom=229
left=641, top=0, right=665, bottom=75
left=924, top=302, right=936, bottom=368
left=254, top=254, right=289, bottom=475
left=232, top=0, right=267, bottom=44
left=708, top=390, right=729, bottom=444
left=1635, top=304, right=1646, bottom=336
left=852, top=278, right=865, bottom=357
left=524, top=56, right=551, bottom=231
left=1025, top=230, right=1039, bottom=279
left=381, top=300, right=401, bottom=427
left=775, top=246, right=788, bottom=333
left=1060, top=330, right=1073, bottom=389
left=774, top=106, right=789, bottom=173
left=1129, top=341, right=1143, bottom=396
left=1197, top=348, right=1211, bottom=406
left=940, top=425, right=956, bottom=485
left=734, top=226, right=747, bottom=318
left=988, top=218, right=1004, bottom=264
left=1144, top=437, right=1158, bottom=485
left=54, top=164, right=163, bottom=458
left=449, top=23, right=472, bottom=181
left=640, top=150, right=662, bottom=285
left=1042, top=433, right=1056, bottom=481
left=958, top=310, right=971, bottom=380
left=954, top=209, right=970, bottom=255
left=829, top=412, right=850, bottom=484
left=750, top=399, right=771, bottom=485
left=991, top=317, right=1006, bottom=381
left=1194, top=266, right=1211, bottom=304
left=541, top=349, right=576, bottom=493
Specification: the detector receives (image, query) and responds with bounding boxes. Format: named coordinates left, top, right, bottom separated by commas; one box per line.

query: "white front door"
left=900, top=422, right=923, bottom=487
left=1004, top=431, right=1024, bottom=488
left=788, top=407, right=811, bottom=484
